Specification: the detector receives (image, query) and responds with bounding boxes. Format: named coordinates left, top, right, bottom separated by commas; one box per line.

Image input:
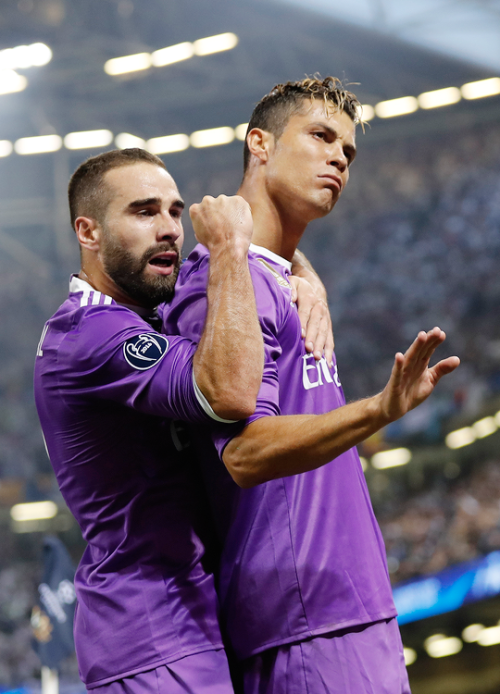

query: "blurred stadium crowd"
left=0, top=119, right=499, bottom=685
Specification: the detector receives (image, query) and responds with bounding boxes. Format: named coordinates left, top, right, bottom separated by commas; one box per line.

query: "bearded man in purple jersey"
left=33, top=147, right=270, bottom=694
left=163, top=78, right=460, bottom=694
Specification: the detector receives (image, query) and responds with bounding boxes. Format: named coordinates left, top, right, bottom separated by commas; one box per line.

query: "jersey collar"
left=69, top=274, right=155, bottom=318
left=249, top=244, right=292, bottom=272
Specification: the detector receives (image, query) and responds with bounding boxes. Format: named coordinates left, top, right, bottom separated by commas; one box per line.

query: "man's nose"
left=156, top=215, right=181, bottom=243
left=327, top=143, right=348, bottom=172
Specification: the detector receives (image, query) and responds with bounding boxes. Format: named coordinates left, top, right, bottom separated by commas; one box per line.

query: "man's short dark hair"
left=68, top=148, right=166, bottom=227
left=243, top=76, right=361, bottom=173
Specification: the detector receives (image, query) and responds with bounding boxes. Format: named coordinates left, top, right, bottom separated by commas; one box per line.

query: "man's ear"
left=246, top=128, right=274, bottom=164
left=75, top=216, right=100, bottom=252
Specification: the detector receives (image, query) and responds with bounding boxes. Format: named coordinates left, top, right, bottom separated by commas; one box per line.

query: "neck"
left=238, top=176, right=307, bottom=262
left=78, top=263, right=142, bottom=307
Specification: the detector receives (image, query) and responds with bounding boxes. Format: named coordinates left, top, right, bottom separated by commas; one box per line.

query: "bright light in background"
left=0, top=140, right=13, bottom=157
left=462, top=77, right=500, bottom=100
left=64, top=129, right=113, bottom=150
left=478, top=626, right=500, bottom=646
left=147, top=134, right=190, bottom=154
left=0, top=43, right=52, bottom=70
left=418, top=86, right=461, bottom=109
left=10, top=500, right=58, bottom=522
left=106, top=34, right=239, bottom=75
left=473, top=416, right=497, bottom=438
left=424, top=634, right=463, bottom=658
left=361, top=104, right=375, bottom=121
left=375, top=96, right=418, bottom=118
left=234, top=123, right=248, bottom=141
left=0, top=69, right=28, bottom=95
left=104, top=53, right=152, bottom=76
left=15, top=134, right=62, bottom=155
left=445, top=426, right=476, bottom=449
left=359, top=456, right=368, bottom=472
left=371, top=448, right=411, bottom=470
left=496, top=411, right=500, bottom=426
left=193, top=32, right=239, bottom=56
left=151, top=42, right=194, bottom=67
left=191, top=126, right=235, bottom=148
left=462, top=624, right=485, bottom=643
left=115, top=133, right=146, bottom=149
left=403, top=648, right=417, bottom=666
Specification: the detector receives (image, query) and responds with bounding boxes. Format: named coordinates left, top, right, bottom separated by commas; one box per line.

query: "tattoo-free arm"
left=223, top=328, right=460, bottom=487
left=192, top=196, right=264, bottom=421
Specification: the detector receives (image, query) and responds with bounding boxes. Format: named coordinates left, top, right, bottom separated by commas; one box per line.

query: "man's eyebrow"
left=127, top=197, right=185, bottom=210
left=311, top=122, right=357, bottom=160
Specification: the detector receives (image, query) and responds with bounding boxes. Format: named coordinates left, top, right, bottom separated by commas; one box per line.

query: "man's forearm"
left=223, top=393, right=387, bottom=487
left=193, top=241, right=264, bottom=421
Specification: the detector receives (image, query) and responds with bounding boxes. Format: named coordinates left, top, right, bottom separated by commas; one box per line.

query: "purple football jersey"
left=34, top=277, right=230, bottom=688
left=163, top=245, right=397, bottom=661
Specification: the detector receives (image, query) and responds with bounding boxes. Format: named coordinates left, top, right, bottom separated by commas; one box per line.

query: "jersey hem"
left=84, top=643, right=225, bottom=689
left=237, top=608, right=398, bottom=661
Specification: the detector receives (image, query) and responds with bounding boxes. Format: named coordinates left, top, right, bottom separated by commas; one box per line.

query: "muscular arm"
left=223, top=328, right=460, bottom=487
left=191, top=196, right=264, bottom=421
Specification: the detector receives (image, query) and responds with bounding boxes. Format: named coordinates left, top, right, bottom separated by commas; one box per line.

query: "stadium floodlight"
left=193, top=32, right=238, bottom=56
left=462, top=624, right=485, bottom=643
left=403, top=648, right=417, bottom=666
left=0, top=69, right=28, bottom=95
left=15, top=134, right=62, bottom=155
left=462, top=77, right=500, bottom=100
left=361, top=104, right=375, bottom=121
left=151, top=42, right=194, bottom=67
left=424, top=635, right=463, bottom=658
left=104, top=53, right=152, bottom=76
left=0, top=43, right=52, bottom=70
left=64, top=129, right=113, bottom=150
left=358, top=456, right=368, bottom=472
left=371, top=448, right=411, bottom=470
left=495, top=410, right=500, bottom=426
left=473, top=416, right=497, bottom=439
left=10, top=500, right=58, bottom=522
left=147, top=134, right=190, bottom=154
left=445, top=426, right=476, bottom=449
left=115, top=133, right=146, bottom=149
left=0, top=140, right=13, bottom=157
left=375, top=96, right=418, bottom=119
left=191, top=126, right=235, bottom=148
left=477, top=626, right=500, bottom=647
left=418, top=87, right=461, bottom=110
left=234, top=123, right=249, bottom=141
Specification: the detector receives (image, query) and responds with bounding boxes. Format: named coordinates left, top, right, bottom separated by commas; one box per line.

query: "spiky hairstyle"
left=68, top=148, right=166, bottom=227
left=243, top=76, right=361, bottom=173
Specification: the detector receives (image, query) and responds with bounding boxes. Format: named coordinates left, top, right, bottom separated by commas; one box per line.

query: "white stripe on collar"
left=250, top=244, right=292, bottom=272
left=69, top=275, right=152, bottom=317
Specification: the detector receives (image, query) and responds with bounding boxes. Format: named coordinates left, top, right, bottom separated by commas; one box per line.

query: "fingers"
left=429, top=356, right=460, bottom=383
left=324, top=323, right=335, bottom=367
left=304, top=303, right=331, bottom=361
left=190, top=195, right=253, bottom=249
left=288, top=276, right=299, bottom=304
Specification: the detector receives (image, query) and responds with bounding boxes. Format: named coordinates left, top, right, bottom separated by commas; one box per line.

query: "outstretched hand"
left=378, top=327, right=460, bottom=423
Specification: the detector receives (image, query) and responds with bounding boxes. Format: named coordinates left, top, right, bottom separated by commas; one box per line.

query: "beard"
left=101, top=233, right=181, bottom=308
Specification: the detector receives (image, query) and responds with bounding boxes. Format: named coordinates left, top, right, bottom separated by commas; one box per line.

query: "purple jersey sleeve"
left=40, top=301, right=214, bottom=423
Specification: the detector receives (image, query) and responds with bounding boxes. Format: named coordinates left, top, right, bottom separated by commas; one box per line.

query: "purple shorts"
left=241, top=618, right=411, bottom=694
left=91, top=649, right=234, bottom=694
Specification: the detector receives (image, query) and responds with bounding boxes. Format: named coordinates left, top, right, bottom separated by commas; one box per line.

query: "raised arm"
left=191, top=195, right=264, bottom=421
left=223, top=327, right=460, bottom=487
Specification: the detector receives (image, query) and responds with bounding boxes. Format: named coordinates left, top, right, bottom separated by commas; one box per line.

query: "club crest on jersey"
left=123, top=333, right=169, bottom=370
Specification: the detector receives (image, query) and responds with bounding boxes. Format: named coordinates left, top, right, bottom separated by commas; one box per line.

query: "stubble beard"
left=101, top=233, right=181, bottom=308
